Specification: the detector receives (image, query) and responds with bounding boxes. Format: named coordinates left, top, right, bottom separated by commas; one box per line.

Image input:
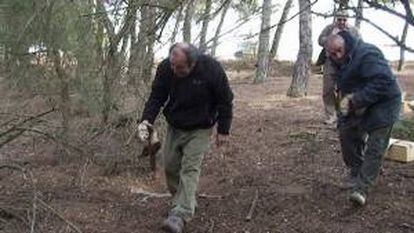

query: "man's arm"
left=351, top=52, right=394, bottom=109
left=212, top=61, right=234, bottom=135
left=140, top=60, right=171, bottom=123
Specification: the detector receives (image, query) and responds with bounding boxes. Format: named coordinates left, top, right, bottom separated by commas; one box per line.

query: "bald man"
left=138, top=43, right=233, bottom=232
left=318, top=10, right=361, bottom=125
left=326, top=31, right=401, bottom=206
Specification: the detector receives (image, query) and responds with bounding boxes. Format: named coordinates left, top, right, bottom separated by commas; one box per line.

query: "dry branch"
left=131, top=188, right=171, bottom=202
left=14, top=127, right=86, bottom=155
left=0, top=162, right=83, bottom=233
left=35, top=197, right=83, bottom=233
left=0, top=108, right=55, bottom=139
left=0, top=206, right=28, bottom=225
left=198, top=193, right=224, bottom=199
left=245, top=189, right=259, bottom=222
left=208, top=219, right=215, bottom=233
left=0, top=129, right=27, bottom=149
left=0, top=163, right=37, bottom=232
left=131, top=188, right=226, bottom=201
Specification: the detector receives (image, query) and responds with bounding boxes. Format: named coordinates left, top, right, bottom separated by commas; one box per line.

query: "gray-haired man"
left=138, top=43, right=233, bottom=233
left=318, top=10, right=361, bottom=125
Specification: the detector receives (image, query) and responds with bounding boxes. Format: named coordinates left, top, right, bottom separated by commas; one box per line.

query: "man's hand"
left=216, top=134, right=230, bottom=148
left=339, top=94, right=353, bottom=116
left=138, top=120, right=152, bottom=142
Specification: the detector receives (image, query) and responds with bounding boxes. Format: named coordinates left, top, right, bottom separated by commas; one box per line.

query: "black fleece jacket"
left=141, top=54, right=234, bottom=134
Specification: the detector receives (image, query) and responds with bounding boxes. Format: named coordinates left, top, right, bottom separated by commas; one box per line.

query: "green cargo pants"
left=163, top=126, right=212, bottom=222
left=339, top=125, right=393, bottom=194
left=323, top=59, right=338, bottom=120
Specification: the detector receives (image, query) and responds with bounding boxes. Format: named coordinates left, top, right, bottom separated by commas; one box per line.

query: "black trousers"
left=339, top=124, right=393, bottom=193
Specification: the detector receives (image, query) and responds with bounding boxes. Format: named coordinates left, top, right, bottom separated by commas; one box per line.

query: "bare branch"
left=363, top=0, right=414, bottom=26
left=16, top=1, right=53, bottom=44
left=0, top=108, right=55, bottom=139
left=0, top=163, right=37, bottom=232
left=362, top=17, right=414, bottom=53
left=400, top=0, right=414, bottom=25
left=36, top=197, right=83, bottom=233
left=245, top=189, right=259, bottom=222
left=204, top=7, right=263, bottom=47
left=210, top=0, right=232, bottom=19
left=15, top=127, right=86, bottom=155
left=312, top=11, right=414, bottom=53
left=244, top=0, right=319, bottom=40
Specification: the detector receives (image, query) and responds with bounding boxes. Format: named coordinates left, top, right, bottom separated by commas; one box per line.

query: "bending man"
left=326, top=31, right=401, bottom=206
left=138, top=43, right=233, bottom=232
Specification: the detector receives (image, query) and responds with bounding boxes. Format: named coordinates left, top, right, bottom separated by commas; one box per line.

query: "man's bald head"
left=326, top=34, right=346, bottom=64
left=169, top=43, right=199, bottom=77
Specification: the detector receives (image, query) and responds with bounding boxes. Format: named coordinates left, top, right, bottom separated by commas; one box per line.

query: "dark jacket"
left=141, top=54, right=234, bottom=134
left=336, top=32, right=401, bottom=131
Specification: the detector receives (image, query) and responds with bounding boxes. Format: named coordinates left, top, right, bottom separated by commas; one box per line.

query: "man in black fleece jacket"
left=138, top=43, right=233, bottom=233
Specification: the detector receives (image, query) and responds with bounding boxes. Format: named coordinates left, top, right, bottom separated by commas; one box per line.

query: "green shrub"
left=392, top=117, right=414, bottom=141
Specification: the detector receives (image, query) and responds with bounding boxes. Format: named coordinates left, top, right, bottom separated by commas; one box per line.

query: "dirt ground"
left=1, top=66, right=414, bottom=233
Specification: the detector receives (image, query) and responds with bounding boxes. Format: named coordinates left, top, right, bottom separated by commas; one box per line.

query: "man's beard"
left=331, top=57, right=346, bottom=66
left=173, top=63, right=195, bottom=78
left=174, top=68, right=191, bottom=77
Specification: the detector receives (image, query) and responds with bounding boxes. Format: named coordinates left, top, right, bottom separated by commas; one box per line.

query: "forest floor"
left=1, top=62, right=414, bottom=233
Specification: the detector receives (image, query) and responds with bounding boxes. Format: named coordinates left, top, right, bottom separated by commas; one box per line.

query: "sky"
left=155, top=0, right=414, bottom=62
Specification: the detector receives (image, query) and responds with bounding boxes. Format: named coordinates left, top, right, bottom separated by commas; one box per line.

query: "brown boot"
left=161, top=215, right=184, bottom=233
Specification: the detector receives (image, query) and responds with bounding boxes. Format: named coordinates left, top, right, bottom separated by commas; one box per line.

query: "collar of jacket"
left=343, top=38, right=362, bottom=66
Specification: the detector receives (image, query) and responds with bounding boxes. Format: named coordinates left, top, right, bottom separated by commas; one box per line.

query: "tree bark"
left=96, top=0, right=136, bottom=124
left=51, top=50, right=70, bottom=140
left=355, top=0, right=363, bottom=29
left=142, top=6, right=157, bottom=83
left=398, top=21, right=409, bottom=71
left=101, top=47, right=117, bottom=124
left=199, top=0, right=212, bottom=52
left=183, top=0, right=197, bottom=43
left=269, top=0, right=293, bottom=61
left=128, top=4, right=157, bottom=97
left=287, top=0, right=312, bottom=97
left=254, top=0, right=272, bottom=84
left=211, top=0, right=231, bottom=57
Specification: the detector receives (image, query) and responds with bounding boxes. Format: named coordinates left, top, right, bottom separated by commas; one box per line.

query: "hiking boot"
left=349, top=190, right=366, bottom=206
left=161, top=215, right=185, bottom=233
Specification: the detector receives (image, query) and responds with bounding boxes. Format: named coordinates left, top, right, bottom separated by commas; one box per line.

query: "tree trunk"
left=183, top=0, right=197, bottom=43
left=398, top=21, right=409, bottom=71
left=102, top=47, right=117, bottom=124
left=128, top=5, right=157, bottom=97
left=96, top=0, right=136, bottom=124
left=52, top=51, right=70, bottom=137
left=51, top=50, right=71, bottom=162
left=199, top=0, right=212, bottom=52
left=269, top=0, right=293, bottom=61
left=355, top=0, right=363, bottom=29
left=211, top=0, right=231, bottom=57
left=171, top=5, right=184, bottom=45
left=254, top=0, right=272, bottom=84
left=142, top=6, right=157, bottom=83
left=287, top=0, right=312, bottom=97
